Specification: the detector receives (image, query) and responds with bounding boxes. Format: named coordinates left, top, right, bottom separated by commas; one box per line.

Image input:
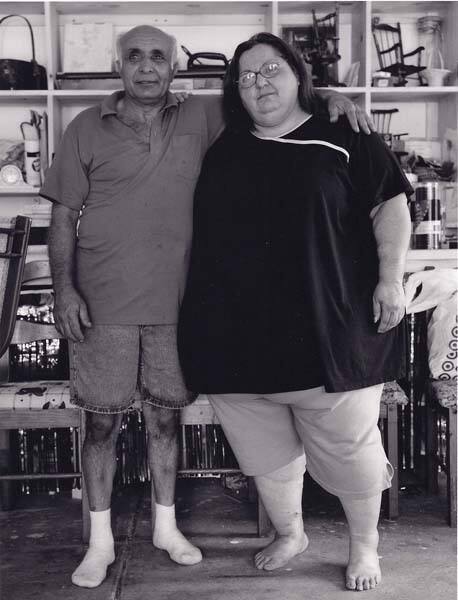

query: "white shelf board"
left=0, top=90, right=49, bottom=102
left=405, top=249, right=457, bottom=272
left=0, top=3, right=45, bottom=16
left=372, top=1, right=452, bottom=16
left=0, top=186, right=41, bottom=196
left=53, top=88, right=223, bottom=99
left=52, top=1, right=270, bottom=16
left=371, top=87, right=458, bottom=102
left=53, top=89, right=118, bottom=100
left=316, top=87, right=366, bottom=95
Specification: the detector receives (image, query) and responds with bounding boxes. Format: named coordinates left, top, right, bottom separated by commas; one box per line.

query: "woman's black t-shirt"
left=178, top=116, right=414, bottom=394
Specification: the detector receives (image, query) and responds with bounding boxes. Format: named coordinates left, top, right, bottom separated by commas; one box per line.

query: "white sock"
left=71, top=509, right=115, bottom=588
left=153, top=503, right=202, bottom=565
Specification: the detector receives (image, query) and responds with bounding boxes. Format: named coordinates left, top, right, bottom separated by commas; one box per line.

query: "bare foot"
left=346, top=532, right=381, bottom=591
left=254, top=532, right=309, bottom=571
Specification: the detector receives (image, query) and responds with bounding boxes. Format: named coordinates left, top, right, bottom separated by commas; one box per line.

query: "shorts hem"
left=70, top=395, right=135, bottom=414
left=306, top=464, right=393, bottom=500
left=142, top=393, right=196, bottom=410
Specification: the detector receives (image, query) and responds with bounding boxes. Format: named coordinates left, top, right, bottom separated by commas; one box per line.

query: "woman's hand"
left=373, top=280, right=406, bottom=333
left=174, top=91, right=191, bottom=103
left=326, top=93, right=375, bottom=134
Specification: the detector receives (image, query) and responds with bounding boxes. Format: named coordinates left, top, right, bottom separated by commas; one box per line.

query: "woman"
left=178, top=33, right=412, bottom=591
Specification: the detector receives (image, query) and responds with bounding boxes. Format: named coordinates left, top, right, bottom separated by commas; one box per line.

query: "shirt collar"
left=100, top=90, right=178, bottom=118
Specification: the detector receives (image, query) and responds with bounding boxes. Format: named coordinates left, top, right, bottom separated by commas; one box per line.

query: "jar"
left=417, top=15, right=451, bottom=86
left=410, top=181, right=442, bottom=249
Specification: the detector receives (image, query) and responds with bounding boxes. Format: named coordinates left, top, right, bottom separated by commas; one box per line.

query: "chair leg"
left=150, top=479, right=157, bottom=541
left=386, top=405, right=399, bottom=519
left=425, top=396, right=439, bottom=494
left=0, top=430, right=16, bottom=510
left=257, top=495, right=271, bottom=537
left=247, top=476, right=271, bottom=536
left=447, top=407, right=457, bottom=528
left=79, top=411, right=90, bottom=543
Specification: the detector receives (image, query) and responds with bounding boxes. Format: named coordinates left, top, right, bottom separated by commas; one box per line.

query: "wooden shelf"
left=0, top=186, right=41, bottom=196
left=371, top=87, right=458, bottom=102
left=405, top=249, right=457, bottom=272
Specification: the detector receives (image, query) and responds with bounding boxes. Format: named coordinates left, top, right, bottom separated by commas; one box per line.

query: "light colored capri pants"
left=208, top=384, right=393, bottom=499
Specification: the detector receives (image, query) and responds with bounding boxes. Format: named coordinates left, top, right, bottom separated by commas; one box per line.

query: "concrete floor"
left=0, top=477, right=456, bottom=600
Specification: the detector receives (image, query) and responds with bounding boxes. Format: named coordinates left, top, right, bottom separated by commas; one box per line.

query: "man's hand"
left=327, top=94, right=375, bottom=134
left=53, top=286, right=92, bottom=342
left=373, top=281, right=405, bottom=333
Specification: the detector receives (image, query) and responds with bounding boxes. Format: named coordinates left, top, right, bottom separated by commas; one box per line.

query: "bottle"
left=410, top=181, right=442, bottom=249
left=24, top=139, right=41, bottom=187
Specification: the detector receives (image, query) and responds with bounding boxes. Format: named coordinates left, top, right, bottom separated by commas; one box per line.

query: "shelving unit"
left=0, top=0, right=456, bottom=251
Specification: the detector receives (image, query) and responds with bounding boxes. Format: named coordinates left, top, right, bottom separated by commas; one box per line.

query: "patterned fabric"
left=0, top=381, right=71, bottom=409
left=428, top=293, right=458, bottom=381
left=380, top=381, right=409, bottom=406
left=430, top=379, right=457, bottom=409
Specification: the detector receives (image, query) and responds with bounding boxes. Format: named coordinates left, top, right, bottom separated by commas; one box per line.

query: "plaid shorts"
left=69, top=324, right=194, bottom=414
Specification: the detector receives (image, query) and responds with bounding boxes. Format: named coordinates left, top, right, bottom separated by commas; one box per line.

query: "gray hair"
left=115, top=27, right=178, bottom=68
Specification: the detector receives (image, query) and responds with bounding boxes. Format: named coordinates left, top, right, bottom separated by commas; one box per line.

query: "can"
left=410, top=182, right=441, bottom=249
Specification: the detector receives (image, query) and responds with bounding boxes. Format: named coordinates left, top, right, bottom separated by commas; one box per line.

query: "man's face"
left=117, top=28, right=176, bottom=105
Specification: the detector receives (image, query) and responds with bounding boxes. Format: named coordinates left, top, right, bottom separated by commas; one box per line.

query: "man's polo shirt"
left=40, top=91, right=224, bottom=325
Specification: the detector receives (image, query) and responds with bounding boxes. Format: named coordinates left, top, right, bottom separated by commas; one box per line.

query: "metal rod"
left=0, top=472, right=81, bottom=481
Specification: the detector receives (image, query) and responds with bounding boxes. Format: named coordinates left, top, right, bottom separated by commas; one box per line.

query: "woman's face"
left=238, top=43, right=300, bottom=129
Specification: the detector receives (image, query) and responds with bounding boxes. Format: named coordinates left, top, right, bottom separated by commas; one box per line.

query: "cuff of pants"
left=306, top=461, right=394, bottom=500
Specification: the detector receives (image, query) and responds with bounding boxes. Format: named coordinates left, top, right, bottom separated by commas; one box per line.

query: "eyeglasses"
left=237, top=59, right=283, bottom=88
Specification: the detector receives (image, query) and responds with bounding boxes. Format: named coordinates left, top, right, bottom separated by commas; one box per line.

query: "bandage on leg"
left=71, top=509, right=115, bottom=588
left=153, top=503, right=202, bottom=565
left=253, top=454, right=308, bottom=571
left=340, top=493, right=382, bottom=591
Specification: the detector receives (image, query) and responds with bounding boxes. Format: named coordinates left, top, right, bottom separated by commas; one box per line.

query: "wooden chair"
left=0, top=215, right=32, bottom=510
left=372, top=17, right=425, bottom=86
left=0, top=258, right=90, bottom=540
left=306, top=6, right=341, bottom=86
left=426, top=379, right=457, bottom=527
left=379, top=381, right=409, bottom=519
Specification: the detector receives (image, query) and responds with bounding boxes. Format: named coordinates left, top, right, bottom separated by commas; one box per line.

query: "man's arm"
left=370, top=194, right=411, bottom=333
left=315, top=89, right=375, bottom=134
left=48, top=203, right=92, bottom=342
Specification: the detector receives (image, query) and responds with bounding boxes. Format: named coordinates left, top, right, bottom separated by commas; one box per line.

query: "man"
left=41, top=24, right=373, bottom=589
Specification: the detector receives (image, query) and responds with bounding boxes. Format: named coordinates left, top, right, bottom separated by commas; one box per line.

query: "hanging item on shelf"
left=417, top=15, right=450, bottom=86
left=0, top=15, right=47, bottom=90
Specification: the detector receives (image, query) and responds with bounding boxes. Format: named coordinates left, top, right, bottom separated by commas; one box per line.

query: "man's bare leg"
left=340, top=493, right=382, bottom=591
left=143, top=404, right=202, bottom=565
left=254, top=454, right=308, bottom=570
left=72, top=411, right=123, bottom=588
